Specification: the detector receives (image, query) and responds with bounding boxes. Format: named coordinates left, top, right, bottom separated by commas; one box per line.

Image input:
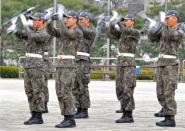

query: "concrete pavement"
left=0, top=80, right=185, bottom=131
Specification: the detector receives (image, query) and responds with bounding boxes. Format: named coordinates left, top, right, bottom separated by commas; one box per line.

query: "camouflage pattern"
left=43, top=54, right=50, bottom=103
left=24, top=68, right=45, bottom=112
left=46, top=21, right=83, bottom=115
left=73, top=25, right=95, bottom=109
left=156, top=65, right=178, bottom=115
left=15, top=29, right=51, bottom=112
left=148, top=23, right=184, bottom=116
left=116, top=66, right=136, bottom=111
left=42, top=37, right=53, bottom=103
left=108, top=22, right=140, bottom=111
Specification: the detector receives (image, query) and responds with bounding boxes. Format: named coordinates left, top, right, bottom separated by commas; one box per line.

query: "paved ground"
left=0, top=80, right=185, bottom=131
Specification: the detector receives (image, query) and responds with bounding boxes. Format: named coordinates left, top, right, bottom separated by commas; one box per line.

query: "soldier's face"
left=122, top=19, right=134, bottom=28
left=79, top=17, right=90, bottom=27
left=33, top=19, right=45, bottom=30
left=64, top=16, right=77, bottom=28
left=165, top=16, right=178, bottom=28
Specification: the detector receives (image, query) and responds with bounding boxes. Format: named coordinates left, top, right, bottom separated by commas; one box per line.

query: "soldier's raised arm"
left=106, top=20, right=122, bottom=39
left=58, top=11, right=83, bottom=40
left=79, top=24, right=95, bottom=40
left=148, top=22, right=162, bottom=42
left=31, top=31, right=51, bottom=43
left=46, top=21, right=61, bottom=38
left=15, top=30, right=28, bottom=40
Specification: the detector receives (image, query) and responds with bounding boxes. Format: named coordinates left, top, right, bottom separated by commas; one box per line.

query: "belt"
left=118, top=53, right=135, bottom=58
left=159, top=54, right=176, bottom=59
left=44, top=52, right=49, bottom=55
left=26, top=53, right=43, bottom=58
left=77, top=51, right=90, bottom=57
left=57, top=55, right=75, bottom=59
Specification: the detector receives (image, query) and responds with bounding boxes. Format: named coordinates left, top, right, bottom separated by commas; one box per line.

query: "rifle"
left=3, top=6, right=39, bottom=27
left=7, top=6, right=38, bottom=34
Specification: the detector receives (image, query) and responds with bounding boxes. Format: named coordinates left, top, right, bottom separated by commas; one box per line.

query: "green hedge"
left=0, top=66, right=19, bottom=78
left=90, top=70, right=116, bottom=80
left=91, top=69, right=155, bottom=80
left=137, top=69, right=155, bottom=80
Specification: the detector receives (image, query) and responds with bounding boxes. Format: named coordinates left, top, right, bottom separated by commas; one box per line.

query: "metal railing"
left=17, top=56, right=185, bottom=82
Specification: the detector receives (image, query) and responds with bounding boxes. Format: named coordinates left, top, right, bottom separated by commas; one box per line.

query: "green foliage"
left=135, top=16, right=144, bottom=29
left=137, top=69, right=155, bottom=80
left=59, top=0, right=83, bottom=10
left=90, top=70, right=115, bottom=80
left=2, top=0, right=53, bottom=24
left=0, top=66, right=19, bottom=78
left=178, top=48, right=185, bottom=58
left=147, top=1, right=164, bottom=17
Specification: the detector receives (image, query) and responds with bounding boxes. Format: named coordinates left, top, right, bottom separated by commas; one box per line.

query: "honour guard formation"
left=1, top=0, right=185, bottom=130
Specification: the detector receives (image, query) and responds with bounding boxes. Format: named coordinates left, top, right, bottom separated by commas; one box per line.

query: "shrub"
left=90, top=70, right=115, bottom=80
left=0, top=66, right=19, bottom=78
left=137, top=69, right=155, bottom=80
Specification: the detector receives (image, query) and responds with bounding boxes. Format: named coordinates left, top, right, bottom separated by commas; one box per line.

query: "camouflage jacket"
left=46, top=21, right=83, bottom=68
left=148, top=24, right=184, bottom=66
left=108, top=22, right=140, bottom=67
left=76, top=25, right=96, bottom=61
left=15, top=29, right=51, bottom=68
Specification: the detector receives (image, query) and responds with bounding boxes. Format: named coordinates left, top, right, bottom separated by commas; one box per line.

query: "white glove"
left=20, top=14, right=27, bottom=27
left=147, top=18, right=157, bottom=29
left=114, top=24, right=120, bottom=31
left=26, top=19, right=33, bottom=27
left=110, top=10, right=119, bottom=22
left=160, top=11, right=166, bottom=23
left=44, top=7, right=53, bottom=22
left=7, top=24, right=17, bottom=34
left=57, top=4, right=65, bottom=20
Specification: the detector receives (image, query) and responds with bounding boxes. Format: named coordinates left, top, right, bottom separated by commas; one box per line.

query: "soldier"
left=46, top=10, right=83, bottom=128
left=8, top=12, right=51, bottom=125
left=148, top=10, right=184, bottom=127
left=107, top=15, right=140, bottom=123
left=30, top=13, right=53, bottom=114
left=73, top=11, right=96, bottom=119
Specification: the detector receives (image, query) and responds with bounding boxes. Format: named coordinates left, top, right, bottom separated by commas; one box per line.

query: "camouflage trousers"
left=55, top=67, right=76, bottom=115
left=116, top=66, right=136, bottom=111
left=43, top=68, right=49, bottom=103
left=73, top=60, right=90, bottom=109
left=156, top=65, right=178, bottom=116
left=24, top=68, right=45, bottom=112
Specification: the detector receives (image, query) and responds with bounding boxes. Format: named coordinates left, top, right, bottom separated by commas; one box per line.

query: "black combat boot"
left=154, top=108, right=164, bottom=117
left=156, top=115, right=176, bottom=127
left=24, top=111, right=36, bottom=125
left=74, top=108, right=81, bottom=115
left=24, top=112, right=43, bottom=125
left=74, top=108, right=88, bottom=119
left=115, top=108, right=125, bottom=113
left=42, top=102, right=49, bottom=113
left=55, top=115, right=76, bottom=128
left=115, top=111, right=134, bottom=123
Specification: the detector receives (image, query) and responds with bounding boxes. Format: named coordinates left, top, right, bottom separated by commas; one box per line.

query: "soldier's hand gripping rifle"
left=138, top=10, right=166, bottom=34
left=44, top=4, right=65, bottom=22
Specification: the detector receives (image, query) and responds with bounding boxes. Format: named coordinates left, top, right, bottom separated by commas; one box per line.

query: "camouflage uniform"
left=108, top=22, right=140, bottom=112
left=15, top=29, right=51, bottom=113
left=46, top=22, right=83, bottom=116
left=148, top=24, right=184, bottom=116
left=42, top=38, right=52, bottom=105
left=73, top=25, right=95, bottom=109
